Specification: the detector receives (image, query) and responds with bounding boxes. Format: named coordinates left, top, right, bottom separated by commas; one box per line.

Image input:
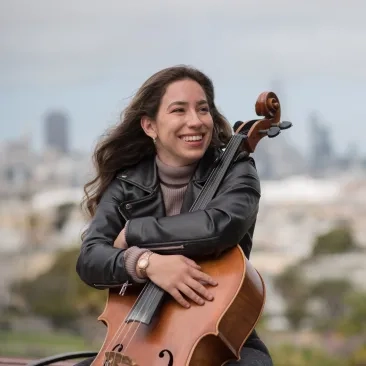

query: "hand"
left=114, top=228, right=127, bottom=249
left=145, top=254, right=218, bottom=308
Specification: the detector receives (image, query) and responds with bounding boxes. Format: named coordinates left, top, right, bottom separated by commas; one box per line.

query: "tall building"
left=309, top=112, right=334, bottom=176
left=44, top=110, right=69, bottom=154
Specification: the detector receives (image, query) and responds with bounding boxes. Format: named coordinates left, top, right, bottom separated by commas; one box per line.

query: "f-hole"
left=159, top=349, right=173, bottom=366
left=112, top=343, right=124, bottom=352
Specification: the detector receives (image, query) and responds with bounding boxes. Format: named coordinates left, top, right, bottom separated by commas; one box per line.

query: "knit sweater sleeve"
left=114, top=223, right=149, bottom=283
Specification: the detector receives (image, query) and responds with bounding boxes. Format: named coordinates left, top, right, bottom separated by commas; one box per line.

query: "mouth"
left=179, top=134, right=204, bottom=142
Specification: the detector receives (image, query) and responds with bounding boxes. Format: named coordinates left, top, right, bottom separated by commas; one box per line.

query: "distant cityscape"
left=0, top=108, right=365, bottom=199
left=0, top=109, right=91, bottom=198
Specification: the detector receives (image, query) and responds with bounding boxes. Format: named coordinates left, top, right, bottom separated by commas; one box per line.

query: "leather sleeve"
left=75, top=178, right=129, bottom=289
left=125, top=157, right=261, bottom=259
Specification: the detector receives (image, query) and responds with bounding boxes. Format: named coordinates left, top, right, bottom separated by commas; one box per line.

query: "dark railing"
left=26, top=352, right=97, bottom=366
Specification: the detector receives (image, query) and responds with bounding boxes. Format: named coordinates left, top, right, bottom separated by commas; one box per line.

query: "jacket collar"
left=117, top=147, right=223, bottom=193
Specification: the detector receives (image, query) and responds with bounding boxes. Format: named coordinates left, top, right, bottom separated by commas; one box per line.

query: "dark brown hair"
left=82, top=65, right=232, bottom=218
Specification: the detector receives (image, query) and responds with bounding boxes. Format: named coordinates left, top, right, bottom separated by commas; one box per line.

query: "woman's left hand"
left=114, top=228, right=127, bottom=249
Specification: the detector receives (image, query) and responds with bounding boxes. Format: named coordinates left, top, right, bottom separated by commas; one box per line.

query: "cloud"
left=1, top=0, right=365, bottom=88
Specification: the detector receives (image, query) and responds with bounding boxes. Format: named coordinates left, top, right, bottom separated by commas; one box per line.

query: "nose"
left=186, top=111, right=203, bottom=128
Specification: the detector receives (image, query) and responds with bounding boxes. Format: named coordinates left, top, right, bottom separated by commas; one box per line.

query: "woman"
left=76, top=65, right=273, bottom=366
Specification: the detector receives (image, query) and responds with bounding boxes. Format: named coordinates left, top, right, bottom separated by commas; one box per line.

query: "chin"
left=180, top=149, right=207, bottom=165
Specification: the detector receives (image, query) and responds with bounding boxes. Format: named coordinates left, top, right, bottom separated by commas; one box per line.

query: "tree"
left=337, top=292, right=366, bottom=336
left=312, top=226, right=358, bottom=257
left=309, top=279, right=353, bottom=331
left=11, top=248, right=107, bottom=330
left=274, top=265, right=309, bottom=330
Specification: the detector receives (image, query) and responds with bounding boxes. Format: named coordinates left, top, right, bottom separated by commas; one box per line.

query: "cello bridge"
left=104, top=351, right=139, bottom=366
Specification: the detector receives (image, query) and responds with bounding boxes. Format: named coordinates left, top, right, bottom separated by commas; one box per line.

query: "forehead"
left=161, top=79, right=207, bottom=105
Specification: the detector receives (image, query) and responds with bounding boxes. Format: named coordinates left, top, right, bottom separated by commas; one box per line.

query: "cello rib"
left=92, top=245, right=266, bottom=366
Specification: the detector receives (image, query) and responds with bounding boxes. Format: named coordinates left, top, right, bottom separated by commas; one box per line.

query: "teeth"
left=182, top=135, right=203, bottom=142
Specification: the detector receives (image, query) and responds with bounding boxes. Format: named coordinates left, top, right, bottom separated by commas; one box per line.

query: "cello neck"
left=189, top=134, right=247, bottom=212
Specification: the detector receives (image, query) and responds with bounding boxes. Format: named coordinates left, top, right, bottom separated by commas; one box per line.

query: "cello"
left=92, top=92, right=292, bottom=366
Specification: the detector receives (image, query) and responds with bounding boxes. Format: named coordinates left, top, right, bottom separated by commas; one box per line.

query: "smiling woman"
left=75, top=65, right=273, bottom=366
left=140, top=79, right=214, bottom=166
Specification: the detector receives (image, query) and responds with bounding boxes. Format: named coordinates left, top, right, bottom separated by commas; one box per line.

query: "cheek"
left=206, top=119, right=214, bottom=134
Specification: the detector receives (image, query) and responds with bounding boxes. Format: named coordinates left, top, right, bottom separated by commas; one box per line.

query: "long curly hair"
left=82, top=65, right=233, bottom=218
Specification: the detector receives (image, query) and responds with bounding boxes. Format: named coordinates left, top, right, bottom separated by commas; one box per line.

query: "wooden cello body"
left=91, top=92, right=292, bottom=366
left=94, top=246, right=265, bottom=366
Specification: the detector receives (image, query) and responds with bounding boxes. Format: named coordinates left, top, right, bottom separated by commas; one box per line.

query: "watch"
left=137, top=251, right=154, bottom=278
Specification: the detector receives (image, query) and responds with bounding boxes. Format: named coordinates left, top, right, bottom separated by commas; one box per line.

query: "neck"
left=155, top=155, right=197, bottom=216
left=155, top=155, right=197, bottom=186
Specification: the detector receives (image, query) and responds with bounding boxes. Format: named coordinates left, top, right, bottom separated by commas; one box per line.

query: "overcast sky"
left=1, top=0, right=365, bottom=157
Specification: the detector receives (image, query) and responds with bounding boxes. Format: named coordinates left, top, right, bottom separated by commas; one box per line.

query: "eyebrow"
left=167, top=99, right=208, bottom=109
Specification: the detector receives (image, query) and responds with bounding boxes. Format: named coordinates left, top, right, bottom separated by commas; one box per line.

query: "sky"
left=1, top=0, right=365, bottom=158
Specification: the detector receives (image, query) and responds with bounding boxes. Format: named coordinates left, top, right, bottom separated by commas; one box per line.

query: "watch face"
left=139, top=258, right=148, bottom=268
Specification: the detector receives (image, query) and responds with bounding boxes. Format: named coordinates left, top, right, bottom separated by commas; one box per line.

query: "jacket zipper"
left=93, top=281, right=127, bottom=288
left=119, top=281, right=131, bottom=296
left=93, top=280, right=131, bottom=296
left=94, top=281, right=132, bottom=296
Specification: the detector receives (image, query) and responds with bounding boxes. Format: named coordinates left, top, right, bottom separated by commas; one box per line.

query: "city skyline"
left=1, top=1, right=365, bottom=156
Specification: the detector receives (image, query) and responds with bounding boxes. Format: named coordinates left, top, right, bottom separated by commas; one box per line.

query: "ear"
left=141, top=116, right=157, bottom=139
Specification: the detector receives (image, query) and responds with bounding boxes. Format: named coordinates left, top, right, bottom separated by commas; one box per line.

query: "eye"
left=199, top=106, right=210, bottom=113
left=172, top=108, right=185, bottom=113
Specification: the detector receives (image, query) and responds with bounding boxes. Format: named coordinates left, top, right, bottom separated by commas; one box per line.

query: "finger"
left=181, top=256, right=201, bottom=270
left=185, top=277, right=214, bottom=301
left=170, top=288, right=191, bottom=308
left=113, top=233, right=127, bottom=249
left=190, top=268, right=218, bottom=286
left=177, top=283, right=205, bottom=306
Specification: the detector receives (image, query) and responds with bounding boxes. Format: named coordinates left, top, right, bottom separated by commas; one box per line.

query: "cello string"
left=104, top=280, right=151, bottom=356
left=189, top=134, right=243, bottom=212
left=107, top=284, right=150, bottom=366
left=111, top=281, right=161, bottom=356
left=122, top=285, right=163, bottom=354
left=108, top=283, right=159, bottom=365
left=199, top=135, right=243, bottom=209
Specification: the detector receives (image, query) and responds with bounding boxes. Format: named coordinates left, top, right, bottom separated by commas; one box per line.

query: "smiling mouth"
left=180, top=134, right=204, bottom=142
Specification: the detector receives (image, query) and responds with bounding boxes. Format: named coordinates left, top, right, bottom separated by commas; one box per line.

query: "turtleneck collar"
left=155, top=155, right=198, bottom=187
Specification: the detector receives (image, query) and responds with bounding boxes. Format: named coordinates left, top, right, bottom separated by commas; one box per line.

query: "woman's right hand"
left=145, top=253, right=218, bottom=308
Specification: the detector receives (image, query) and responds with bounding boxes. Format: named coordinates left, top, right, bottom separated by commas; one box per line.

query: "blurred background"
left=1, top=1, right=365, bottom=365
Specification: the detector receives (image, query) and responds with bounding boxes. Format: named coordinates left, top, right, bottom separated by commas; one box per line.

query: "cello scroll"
left=234, top=91, right=292, bottom=153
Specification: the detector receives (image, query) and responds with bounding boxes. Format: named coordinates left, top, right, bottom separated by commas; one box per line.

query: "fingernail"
left=208, top=295, right=214, bottom=300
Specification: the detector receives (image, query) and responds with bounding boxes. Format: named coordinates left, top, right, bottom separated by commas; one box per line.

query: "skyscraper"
left=309, top=112, right=334, bottom=175
left=44, top=110, right=69, bottom=154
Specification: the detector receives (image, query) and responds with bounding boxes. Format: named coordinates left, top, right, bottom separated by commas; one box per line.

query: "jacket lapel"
left=117, top=147, right=222, bottom=217
left=117, top=156, right=166, bottom=219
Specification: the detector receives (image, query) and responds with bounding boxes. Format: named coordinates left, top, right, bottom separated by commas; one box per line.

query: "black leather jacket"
left=76, top=147, right=270, bottom=356
left=76, top=147, right=261, bottom=289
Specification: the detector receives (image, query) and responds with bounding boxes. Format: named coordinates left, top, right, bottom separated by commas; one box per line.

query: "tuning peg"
left=267, top=126, right=281, bottom=138
left=279, top=121, right=292, bottom=130
left=233, top=121, right=243, bottom=132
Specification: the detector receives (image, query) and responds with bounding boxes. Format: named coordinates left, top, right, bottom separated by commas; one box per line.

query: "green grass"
left=0, top=330, right=96, bottom=358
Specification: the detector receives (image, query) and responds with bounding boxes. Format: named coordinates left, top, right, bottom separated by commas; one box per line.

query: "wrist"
left=123, top=247, right=149, bottom=283
left=136, top=251, right=154, bottom=279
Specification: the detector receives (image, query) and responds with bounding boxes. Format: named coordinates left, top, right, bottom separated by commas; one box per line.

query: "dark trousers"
left=226, top=346, right=273, bottom=365
left=75, top=347, right=272, bottom=366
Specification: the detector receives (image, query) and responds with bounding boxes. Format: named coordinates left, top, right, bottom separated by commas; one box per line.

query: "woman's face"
left=141, top=79, right=214, bottom=167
